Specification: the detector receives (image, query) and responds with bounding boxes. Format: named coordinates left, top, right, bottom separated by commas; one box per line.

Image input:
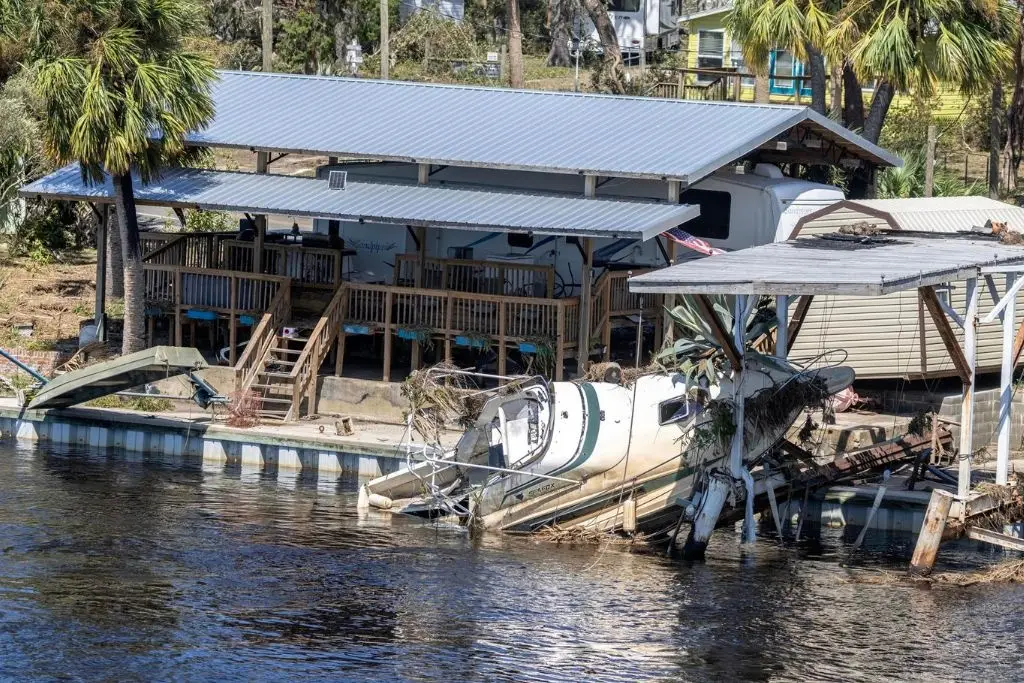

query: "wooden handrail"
left=143, top=234, right=187, bottom=263
left=287, top=282, right=349, bottom=419
left=234, top=279, right=292, bottom=396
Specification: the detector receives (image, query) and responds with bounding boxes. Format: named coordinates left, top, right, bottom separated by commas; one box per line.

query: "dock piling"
left=908, top=488, right=955, bottom=576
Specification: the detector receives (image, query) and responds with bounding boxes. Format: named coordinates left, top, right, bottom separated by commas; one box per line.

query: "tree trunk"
left=506, top=0, right=525, bottom=88
left=1009, top=21, right=1024, bottom=183
left=862, top=80, right=894, bottom=144
left=112, top=173, right=146, bottom=355
left=105, top=210, right=124, bottom=299
left=829, top=64, right=842, bottom=120
left=805, top=43, right=826, bottom=115
left=842, top=62, right=865, bottom=132
left=754, top=72, right=769, bottom=103
left=580, top=0, right=625, bottom=94
left=991, top=80, right=1004, bottom=199
left=547, top=0, right=571, bottom=67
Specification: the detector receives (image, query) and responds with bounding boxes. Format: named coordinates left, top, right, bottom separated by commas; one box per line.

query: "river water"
left=0, top=442, right=1022, bottom=682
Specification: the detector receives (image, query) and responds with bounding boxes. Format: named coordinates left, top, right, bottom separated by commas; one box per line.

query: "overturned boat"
left=360, top=354, right=854, bottom=550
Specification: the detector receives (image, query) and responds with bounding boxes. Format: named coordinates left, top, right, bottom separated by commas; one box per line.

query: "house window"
left=679, top=188, right=731, bottom=240
left=696, top=30, right=724, bottom=83
left=773, top=49, right=795, bottom=92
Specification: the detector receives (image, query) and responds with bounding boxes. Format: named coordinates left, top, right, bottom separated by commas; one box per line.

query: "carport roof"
left=21, top=164, right=699, bottom=240
left=185, top=70, right=901, bottom=183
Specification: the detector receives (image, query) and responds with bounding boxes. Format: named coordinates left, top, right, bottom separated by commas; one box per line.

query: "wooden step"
left=256, top=409, right=289, bottom=417
left=278, top=335, right=310, bottom=343
left=271, top=348, right=303, bottom=355
left=264, top=359, right=296, bottom=367
left=261, top=371, right=295, bottom=379
left=249, top=383, right=291, bottom=392
left=257, top=397, right=293, bottom=405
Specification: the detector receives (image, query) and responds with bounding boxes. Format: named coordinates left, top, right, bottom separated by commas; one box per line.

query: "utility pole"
left=990, top=81, right=1003, bottom=199
left=380, top=0, right=390, bottom=79
left=261, top=0, right=273, bottom=72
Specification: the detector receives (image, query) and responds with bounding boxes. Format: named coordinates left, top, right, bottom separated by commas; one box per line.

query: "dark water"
left=1, top=443, right=1022, bottom=682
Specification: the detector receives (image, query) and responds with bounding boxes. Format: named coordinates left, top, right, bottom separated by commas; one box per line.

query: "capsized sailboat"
left=359, top=354, right=854, bottom=543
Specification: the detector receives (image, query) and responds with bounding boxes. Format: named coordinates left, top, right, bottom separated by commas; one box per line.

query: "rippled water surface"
left=1, top=442, right=1023, bottom=681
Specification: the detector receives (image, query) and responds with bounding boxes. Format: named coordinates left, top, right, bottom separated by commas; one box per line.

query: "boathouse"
left=20, top=70, right=896, bottom=421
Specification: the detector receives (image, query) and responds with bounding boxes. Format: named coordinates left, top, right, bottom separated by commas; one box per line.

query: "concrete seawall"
left=0, top=400, right=420, bottom=479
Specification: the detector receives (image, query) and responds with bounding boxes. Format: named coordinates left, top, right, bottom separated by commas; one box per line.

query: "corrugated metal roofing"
left=855, top=197, right=1024, bottom=233
left=21, top=164, right=698, bottom=240
left=628, top=234, right=1024, bottom=296
left=186, top=70, right=900, bottom=183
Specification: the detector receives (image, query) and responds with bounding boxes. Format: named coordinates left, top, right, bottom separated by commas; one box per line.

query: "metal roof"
left=21, top=164, right=699, bottom=240
left=793, top=197, right=1024, bottom=236
left=186, top=70, right=900, bottom=183
left=628, top=233, right=1024, bottom=296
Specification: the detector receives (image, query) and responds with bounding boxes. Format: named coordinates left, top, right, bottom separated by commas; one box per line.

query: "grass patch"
left=86, top=394, right=175, bottom=412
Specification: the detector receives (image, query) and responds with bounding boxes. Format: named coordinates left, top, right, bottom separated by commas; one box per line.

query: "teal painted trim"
left=547, top=383, right=601, bottom=478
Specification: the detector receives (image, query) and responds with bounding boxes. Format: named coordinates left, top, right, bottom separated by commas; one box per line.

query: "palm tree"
left=729, top=0, right=1016, bottom=144
left=33, top=0, right=215, bottom=354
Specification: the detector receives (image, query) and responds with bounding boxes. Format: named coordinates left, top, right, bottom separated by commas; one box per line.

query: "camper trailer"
left=578, top=0, right=681, bottom=63
left=313, top=161, right=844, bottom=294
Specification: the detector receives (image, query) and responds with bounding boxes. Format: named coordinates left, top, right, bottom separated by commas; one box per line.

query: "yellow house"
left=678, top=0, right=970, bottom=118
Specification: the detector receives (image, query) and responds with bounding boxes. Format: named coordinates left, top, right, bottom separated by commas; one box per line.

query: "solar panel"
left=328, top=170, right=347, bottom=190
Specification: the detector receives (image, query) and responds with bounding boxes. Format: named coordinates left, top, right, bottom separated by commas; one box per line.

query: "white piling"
left=997, top=273, right=1016, bottom=486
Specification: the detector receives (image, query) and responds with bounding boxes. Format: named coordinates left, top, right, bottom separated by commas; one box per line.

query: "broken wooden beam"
left=966, top=526, right=1024, bottom=552
left=919, top=286, right=972, bottom=385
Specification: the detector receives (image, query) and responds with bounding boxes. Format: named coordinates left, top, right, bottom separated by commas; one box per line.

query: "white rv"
left=314, top=162, right=844, bottom=293
left=579, top=0, right=681, bottom=63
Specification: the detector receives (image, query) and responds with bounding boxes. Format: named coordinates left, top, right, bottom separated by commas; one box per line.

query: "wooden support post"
left=382, top=289, right=393, bottom=382
left=786, top=295, right=813, bottom=353
left=555, top=302, right=566, bottom=381
left=94, top=206, right=108, bottom=343
left=663, top=181, right=682, bottom=347
left=997, top=273, right=1017, bottom=485
left=498, top=301, right=507, bottom=380
left=920, top=286, right=972, bottom=384
left=174, top=269, right=183, bottom=347
left=959, top=278, right=980, bottom=502
left=379, top=0, right=389, bottom=79
left=229, top=276, right=238, bottom=365
left=444, top=293, right=453, bottom=364
left=602, top=283, right=612, bottom=362
left=147, top=315, right=155, bottom=348
left=775, top=294, right=788, bottom=359
left=908, top=488, right=955, bottom=576
left=411, top=225, right=427, bottom=372
left=254, top=152, right=269, bottom=274
left=576, top=236, right=593, bottom=373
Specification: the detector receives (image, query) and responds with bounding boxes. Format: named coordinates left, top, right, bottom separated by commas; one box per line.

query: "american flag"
left=661, top=227, right=726, bottom=257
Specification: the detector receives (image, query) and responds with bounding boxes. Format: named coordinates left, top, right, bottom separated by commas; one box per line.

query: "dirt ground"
left=0, top=248, right=99, bottom=347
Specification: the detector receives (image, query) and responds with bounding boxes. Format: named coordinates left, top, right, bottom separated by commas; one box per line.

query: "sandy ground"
left=0, top=251, right=99, bottom=346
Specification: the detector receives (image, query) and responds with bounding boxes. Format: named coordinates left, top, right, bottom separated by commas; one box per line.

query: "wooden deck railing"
left=234, top=279, right=292, bottom=397
left=287, top=283, right=348, bottom=418
left=222, top=240, right=343, bottom=288
left=394, top=254, right=555, bottom=298
left=142, top=232, right=235, bottom=269
left=339, top=282, right=579, bottom=380
left=143, top=264, right=286, bottom=313
left=590, top=269, right=661, bottom=361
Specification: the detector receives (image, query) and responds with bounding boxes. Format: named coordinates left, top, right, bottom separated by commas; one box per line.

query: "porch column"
left=663, top=181, right=681, bottom=346
left=253, top=152, right=269, bottom=274
left=411, top=163, right=430, bottom=371
left=997, top=273, right=1017, bottom=485
left=94, top=205, right=108, bottom=343
left=775, top=294, right=788, bottom=359
left=577, top=237, right=594, bottom=373
left=959, top=277, right=979, bottom=502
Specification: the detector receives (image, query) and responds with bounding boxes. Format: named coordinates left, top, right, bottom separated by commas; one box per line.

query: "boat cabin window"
left=609, top=0, right=642, bottom=12
left=659, top=396, right=701, bottom=425
left=678, top=189, right=731, bottom=240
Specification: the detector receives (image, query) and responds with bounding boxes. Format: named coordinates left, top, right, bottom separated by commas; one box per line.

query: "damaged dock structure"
left=629, top=227, right=1024, bottom=559
left=19, top=70, right=897, bottom=422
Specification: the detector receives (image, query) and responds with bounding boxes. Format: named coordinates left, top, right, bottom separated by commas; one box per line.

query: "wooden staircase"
left=234, top=282, right=348, bottom=423
left=247, top=333, right=308, bottom=422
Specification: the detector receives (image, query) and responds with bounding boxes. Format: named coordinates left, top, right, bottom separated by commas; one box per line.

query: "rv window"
left=609, top=0, right=642, bottom=11
left=678, top=188, right=731, bottom=240
left=659, top=397, right=701, bottom=425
